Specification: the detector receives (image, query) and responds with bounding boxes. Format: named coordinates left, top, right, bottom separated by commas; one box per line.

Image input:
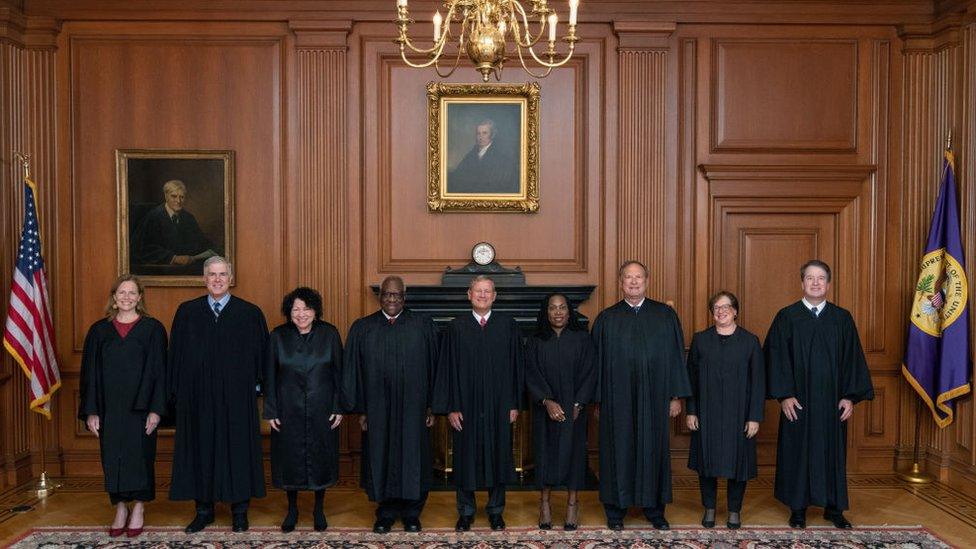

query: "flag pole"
left=897, top=400, right=934, bottom=484
left=11, top=151, right=59, bottom=498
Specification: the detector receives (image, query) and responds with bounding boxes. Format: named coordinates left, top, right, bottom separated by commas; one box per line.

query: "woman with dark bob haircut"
left=263, top=287, right=349, bottom=532
left=524, top=293, right=596, bottom=530
left=685, top=290, right=765, bottom=529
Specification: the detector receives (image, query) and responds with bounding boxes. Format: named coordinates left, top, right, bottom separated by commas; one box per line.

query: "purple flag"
left=903, top=150, right=971, bottom=428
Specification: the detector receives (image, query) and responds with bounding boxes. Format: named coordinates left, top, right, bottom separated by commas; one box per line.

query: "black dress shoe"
left=824, top=511, right=852, bottom=529
left=403, top=517, right=422, bottom=532
left=372, top=517, right=394, bottom=534
left=489, top=513, right=506, bottom=530
left=455, top=515, right=473, bottom=531
left=701, top=508, right=716, bottom=528
left=184, top=513, right=214, bottom=534
left=607, top=520, right=624, bottom=531
left=232, top=513, right=249, bottom=533
left=726, top=511, right=741, bottom=529
left=649, top=516, right=670, bottom=530
left=280, top=508, right=298, bottom=533
left=313, top=509, right=328, bottom=532
left=789, top=509, right=807, bottom=528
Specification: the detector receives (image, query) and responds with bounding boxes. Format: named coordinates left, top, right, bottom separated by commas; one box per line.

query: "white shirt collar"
left=472, top=310, right=492, bottom=323
left=382, top=310, right=402, bottom=321
left=624, top=297, right=646, bottom=309
left=477, top=142, right=492, bottom=158
left=802, top=297, right=826, bottom=315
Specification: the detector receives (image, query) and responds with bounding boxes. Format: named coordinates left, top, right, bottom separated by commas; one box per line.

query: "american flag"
left=3, top=179, right=60, bottom=418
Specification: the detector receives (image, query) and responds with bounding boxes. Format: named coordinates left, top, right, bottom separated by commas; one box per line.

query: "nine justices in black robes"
left=764, top=260, right=874, bottom=529
left=592, top=260, right=692, bottom=531
left=264, top=287, right=347, bottom=533
left=168, top=257, right=269, bottom=533
left=131, top=179, right=219, bottom=274
left=345, top=276, right=439, bottom=534
left=447, top=119, right=520, bottom=194
left=685, top=291, right=765, bottom=530
left=79, top=275, right=166, bottom=538
left=432, top=275, right=524, bottom=531
left=524, top=293, right=596, bottom=531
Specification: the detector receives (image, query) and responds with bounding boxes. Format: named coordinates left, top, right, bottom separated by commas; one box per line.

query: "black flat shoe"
left=280, top=508, right=298, bottom=533
left=824, top=511, right=852, bottom=529
left=489, top=513, right=506, bottom=530
left=403, top=517, right=422, bottom=532
left=538, top=500, right=552, bottom=530
left=726, top=511, right=741, bottom=529
left=649, top=516, right=670, bottom=530
left=701, top=508, right=716, bottom=528
left=789, top=509, right=807, bottom=529
left=313, top=509, right=328, bottom=531
left=455, top=515, right=473, bottom=531
left=372, top=517, right=394, bottom=534
left=231, top=513, right=249, bottom=533
left=184, top=513, right=214, bottom=534
left=607, top=520, right=624, bottom=531
left=564, top=501, right=579, bottom=531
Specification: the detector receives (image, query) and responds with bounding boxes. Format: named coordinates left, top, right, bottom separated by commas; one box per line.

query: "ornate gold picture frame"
left=116, top=149, right=235, bottom=287
left=427, top=82, right=540, bottom=212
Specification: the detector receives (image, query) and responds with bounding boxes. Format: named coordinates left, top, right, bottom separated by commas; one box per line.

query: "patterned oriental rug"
left=6, top=526, right=953, bottom=548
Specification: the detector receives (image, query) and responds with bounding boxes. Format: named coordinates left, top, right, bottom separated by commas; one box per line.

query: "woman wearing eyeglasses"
left=685, top=291, right=765, bottom=530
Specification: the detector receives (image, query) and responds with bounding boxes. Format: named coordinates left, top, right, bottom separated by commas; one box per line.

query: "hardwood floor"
left=1, top=475, right=973, bottom=546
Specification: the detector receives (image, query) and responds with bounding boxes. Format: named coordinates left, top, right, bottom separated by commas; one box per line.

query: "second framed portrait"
left=116, top=149, right=235, bottom=286
left=427, top=82, right=540, bottom=213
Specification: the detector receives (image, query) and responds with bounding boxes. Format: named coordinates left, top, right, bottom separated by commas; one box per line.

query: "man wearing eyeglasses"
left=344, top=276, right=439, bottom=534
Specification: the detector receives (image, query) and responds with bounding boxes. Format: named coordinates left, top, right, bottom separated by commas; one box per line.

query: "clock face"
left=472, top=242, right=496, bottom=266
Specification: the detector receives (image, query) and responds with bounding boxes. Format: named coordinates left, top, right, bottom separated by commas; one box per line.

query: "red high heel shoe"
left=108, top=527, right=125, bottom=537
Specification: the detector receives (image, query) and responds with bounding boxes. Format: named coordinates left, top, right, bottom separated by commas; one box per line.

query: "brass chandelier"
left=395, top=0, right=580, bottom=82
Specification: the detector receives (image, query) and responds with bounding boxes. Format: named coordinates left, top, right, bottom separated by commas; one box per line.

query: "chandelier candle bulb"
left=433, top=10, right=442, bottom=41
left=548, top=13, right=557, bottom=42
left=397, top=0, right=407, bottom=7
left=569, top=0, right=578, bottom=26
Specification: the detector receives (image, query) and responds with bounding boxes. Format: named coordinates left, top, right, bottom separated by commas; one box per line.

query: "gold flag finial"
left=12, top=152, right=31, bottom=181
left=945, top=130, right=953, bottom=151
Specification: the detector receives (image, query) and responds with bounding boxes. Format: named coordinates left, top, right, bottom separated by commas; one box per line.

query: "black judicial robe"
left=168, top=296, right=268, bottom=502
left=432, top=311, right=524, bottom=490
left=592, top=300, right=691, bottom=509
left=764, top=301, right=874, bottom=511
left=686, top=326, right=765, bottom=481
left=345, top=310, right=438, bottom=502
left=264, top=321, right=346, bottom=491
left=524, top=329, right=596, bottom=489
left=132, top=205, right=218, bottom=266
left=78, top=317, right=167, bottom=497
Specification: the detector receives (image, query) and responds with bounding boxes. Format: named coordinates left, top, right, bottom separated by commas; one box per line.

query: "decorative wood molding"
left=698, top=164, right=876, bottom=182
left=612, top=20, right=675, bottom=50
left=289, top=19, right=351, bottom=50
left=0, top=8, right=59, bottom=49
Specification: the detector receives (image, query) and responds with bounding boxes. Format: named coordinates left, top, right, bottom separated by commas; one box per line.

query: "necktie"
left=810, top=306, right=818, bottom=318
left=388, top=316, right=396, bottom=325
left=633, top=305, right=641, bottom=315
left=213, top=301, right=222, bottom=318
left=171, top=214, right=180, bottom=224
left=479, top=316, right=487, bottom=328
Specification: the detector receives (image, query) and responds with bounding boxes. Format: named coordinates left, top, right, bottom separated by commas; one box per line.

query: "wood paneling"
left=713, top=39, right=858, bottom=152
left=1, top=0, right=974, bottom=492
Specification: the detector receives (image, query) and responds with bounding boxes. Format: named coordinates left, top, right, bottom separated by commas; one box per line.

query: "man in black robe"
left=168, top=256, right=268, bottom=533
left=765, top=259, right=874, bottom=529
left=345, top=276, right=439, bottom=534
left=131, top=179, right=220, bottom=275
left=592, top=260, right=691, bottom=530
left=432, top=275, right=523, bottom=531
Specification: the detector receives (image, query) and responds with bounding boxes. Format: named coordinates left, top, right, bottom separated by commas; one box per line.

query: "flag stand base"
left=897, top=462, right=934, bottom=484
left=30, top=471, right=60, bottom=498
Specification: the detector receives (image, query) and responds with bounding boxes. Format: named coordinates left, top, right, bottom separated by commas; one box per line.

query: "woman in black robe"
left=263, top=287, right=347, bottom=532
left=525, top=293, right=596, bottom=531
left=685, top=291, right=765, bottom=529
left=78, top=275, right=166, bottom=538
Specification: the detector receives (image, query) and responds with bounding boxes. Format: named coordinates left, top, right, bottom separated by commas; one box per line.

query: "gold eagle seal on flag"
left=911, top=248, right=968, bottom=337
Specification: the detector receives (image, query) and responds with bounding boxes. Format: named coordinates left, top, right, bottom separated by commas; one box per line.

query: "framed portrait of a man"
left=116, top=149, right=235, bottom=286
left=427, top=82, right=540, bottom=212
